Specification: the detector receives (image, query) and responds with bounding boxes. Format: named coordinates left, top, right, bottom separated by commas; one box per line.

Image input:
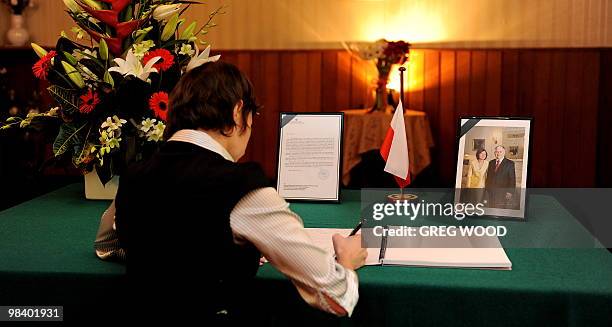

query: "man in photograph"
left=485, top=145, right=517, bottom=209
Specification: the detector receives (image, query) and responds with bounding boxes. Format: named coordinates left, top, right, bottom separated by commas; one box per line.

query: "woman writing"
left=94, top=61, right=366, bottom=322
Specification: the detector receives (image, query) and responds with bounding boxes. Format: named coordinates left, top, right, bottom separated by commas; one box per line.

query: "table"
left=1, top=184, right=611, bottom=325
left=342, top=109, right=434, bottom=186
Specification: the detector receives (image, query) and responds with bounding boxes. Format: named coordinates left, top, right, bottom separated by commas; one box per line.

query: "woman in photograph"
left=467, top=148, right=488, bottom=188
left=463, top=148, right=488, bottom=204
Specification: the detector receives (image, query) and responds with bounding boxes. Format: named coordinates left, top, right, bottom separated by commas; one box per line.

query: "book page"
left=383, top=234, right=512, bottom=269
left=304, top=228, right=381, bottom=266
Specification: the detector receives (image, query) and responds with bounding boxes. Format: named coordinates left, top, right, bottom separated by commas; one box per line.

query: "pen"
left=379, top=226, right=388, bottom=263
left=348, top=221, right=362, bottom=236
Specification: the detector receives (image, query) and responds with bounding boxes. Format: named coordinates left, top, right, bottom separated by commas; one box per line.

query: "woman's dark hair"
left=475, top=148, right=488, bottom=160
left=164, top=61, right=261, bottom=139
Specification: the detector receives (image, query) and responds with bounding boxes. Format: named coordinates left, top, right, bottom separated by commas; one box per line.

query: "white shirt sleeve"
left=230, top=187, right=359, bottom=316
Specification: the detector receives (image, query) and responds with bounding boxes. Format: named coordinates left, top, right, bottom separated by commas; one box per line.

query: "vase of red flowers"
left=2, top=0, right=31, bottom=46
left=1, top=0, right=224, bottom=199
left=349, top=39, right=410, bottom=112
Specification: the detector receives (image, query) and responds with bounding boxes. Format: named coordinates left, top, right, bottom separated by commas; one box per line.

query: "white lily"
left=152, top=4, right=181, bottom=21
left=147, top=121, right=166, bottom=142
left=108, top=49, right=160, bottom=82
left=132, top=40, right=155, bottom=59
left=101, top=115, right=127, bottom=131
left=186, top=45, right=221, bottom=72
left=178, top=43, right=195, bottom=57
left=139, top=118, right=156, bottom=133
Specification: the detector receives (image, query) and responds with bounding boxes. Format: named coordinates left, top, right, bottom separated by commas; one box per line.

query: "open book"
left=305, top=228, right=512, bottom=270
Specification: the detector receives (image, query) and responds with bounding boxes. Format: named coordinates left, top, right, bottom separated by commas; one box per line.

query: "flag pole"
left=399, top=67, right=406, bottom=200
left=399, top=66, right=406, bottom=111
left=398, top=67, right=416, bottom=201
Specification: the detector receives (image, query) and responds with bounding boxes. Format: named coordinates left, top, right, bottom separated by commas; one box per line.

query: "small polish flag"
left=380, top=100, right=411, bottom=188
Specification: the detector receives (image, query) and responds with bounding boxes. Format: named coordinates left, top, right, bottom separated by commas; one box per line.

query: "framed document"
left=276, top=112, right=344, bottom=202
left=454, top=117, right=533, bottom=220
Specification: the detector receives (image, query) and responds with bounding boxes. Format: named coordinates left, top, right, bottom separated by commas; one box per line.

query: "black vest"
left=114, top=141, right=270, bottom=321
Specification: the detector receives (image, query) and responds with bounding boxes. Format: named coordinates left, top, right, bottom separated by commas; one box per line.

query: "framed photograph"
left=276, top=112, right=344, bottom=202
left=454, top=117, right=532, bottom=219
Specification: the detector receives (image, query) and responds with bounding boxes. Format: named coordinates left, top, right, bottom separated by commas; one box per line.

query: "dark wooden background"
left=219, top=48, right=612, bottom=188
left=2, top=48, right=611, bottom=190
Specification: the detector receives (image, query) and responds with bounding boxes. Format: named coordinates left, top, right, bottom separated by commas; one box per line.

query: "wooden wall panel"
left=438, top=51, right=457, bottom=185
left=350, top=56, right=365, bottom=109
left=181, top=49, right=611, bottom=186
left=562, top=52, right=585, bottom=187
left=336, top=52, right=352, bottom=111
left=517, top=51, right=536, bottom=118
left=278, top=53, right=293, bottom=112
left=306, top=53, right=322, bottom=112
left=484, top=51, right=502, bottom=116
left=546, top=51, right=568, bottom=187
left=290, top=53, right=308, bottom=113
left=455, top=51, right=471, bottom=119
left=530, top=51, right=552, bottom=187
left=423, top=50, right=441, bottom=140
left=4, top=46, right=607, bottom=186
left=469, top=51, right=487, bottom=116
left=597, top=50, right=612, bottom=187
left=501, top=51, right=520, bottom=117
left=578, top=51, right=600, bottom=187
left=408, top=50, right=424, bottom=110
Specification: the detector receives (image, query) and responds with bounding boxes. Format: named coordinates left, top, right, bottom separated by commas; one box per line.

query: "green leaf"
left=31, top=43, right=47, bottom=58
left=161, top=13, right=179, bottom=41
left=103, top=70, right=114, bottom=87
left=122, top=4, right=133, bottom=21
left=53, top=122, right=88, bottom=157
left=99, top=39, right=109, bottom=61
left=81, top=0, right=102, bottom=10
left=74, top=50, right=105, bottom=69
left=62, top=61, right=85, bottom=88
left=47, top=85, right=80, bottom=114
left=180, top=21, right=197, bottom=40
left=63, top=51, right=78, bottom=65
left=74, top=124, right=93, bottom=164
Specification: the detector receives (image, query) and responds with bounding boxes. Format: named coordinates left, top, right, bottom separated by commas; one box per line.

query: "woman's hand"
left=332, top=233, right=367, bottom=271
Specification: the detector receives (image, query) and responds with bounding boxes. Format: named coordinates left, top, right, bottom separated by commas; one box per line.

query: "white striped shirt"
left=95, top=129, right=359, bottom=316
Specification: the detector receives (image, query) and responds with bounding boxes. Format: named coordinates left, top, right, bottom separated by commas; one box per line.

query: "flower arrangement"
left=1, top=0, right=223, bottom=185
left=1, top=0, right=31, bottom=15
left=349, top=39, right=410, bottom=111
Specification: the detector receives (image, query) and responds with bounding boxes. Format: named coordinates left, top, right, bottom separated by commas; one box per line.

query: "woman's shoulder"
left=229, top=161, right=272, bottom=190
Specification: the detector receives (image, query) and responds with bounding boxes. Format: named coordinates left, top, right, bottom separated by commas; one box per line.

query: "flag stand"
left=387, top=67, right=418, bottom=202
left=387, top=190, right=418, bottom=202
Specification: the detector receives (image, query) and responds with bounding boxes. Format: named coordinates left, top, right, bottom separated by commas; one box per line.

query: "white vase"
left=6, top=14, right=29, bottom=46
left=84, top=167, right=119, bottom=200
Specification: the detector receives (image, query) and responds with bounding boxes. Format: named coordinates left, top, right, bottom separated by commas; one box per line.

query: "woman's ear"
left=233, top=100, right=244, bottom=127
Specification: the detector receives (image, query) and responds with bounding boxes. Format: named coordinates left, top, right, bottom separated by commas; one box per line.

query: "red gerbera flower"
left=79, top=89, right=100, bottom=114
left=142, top=49, right=175, bottom=72
left=32, top=50, right=57, bottom=80
left=149, top=91, right=169, bottom=121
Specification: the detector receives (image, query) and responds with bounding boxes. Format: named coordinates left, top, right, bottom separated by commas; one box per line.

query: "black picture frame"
left=454, top=116, right=533, bottom=220
left=276, top=112, right=344, bottom=203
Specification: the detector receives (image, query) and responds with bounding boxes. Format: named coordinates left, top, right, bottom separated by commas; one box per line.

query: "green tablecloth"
left=1, top=184, right=611, bottom=325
